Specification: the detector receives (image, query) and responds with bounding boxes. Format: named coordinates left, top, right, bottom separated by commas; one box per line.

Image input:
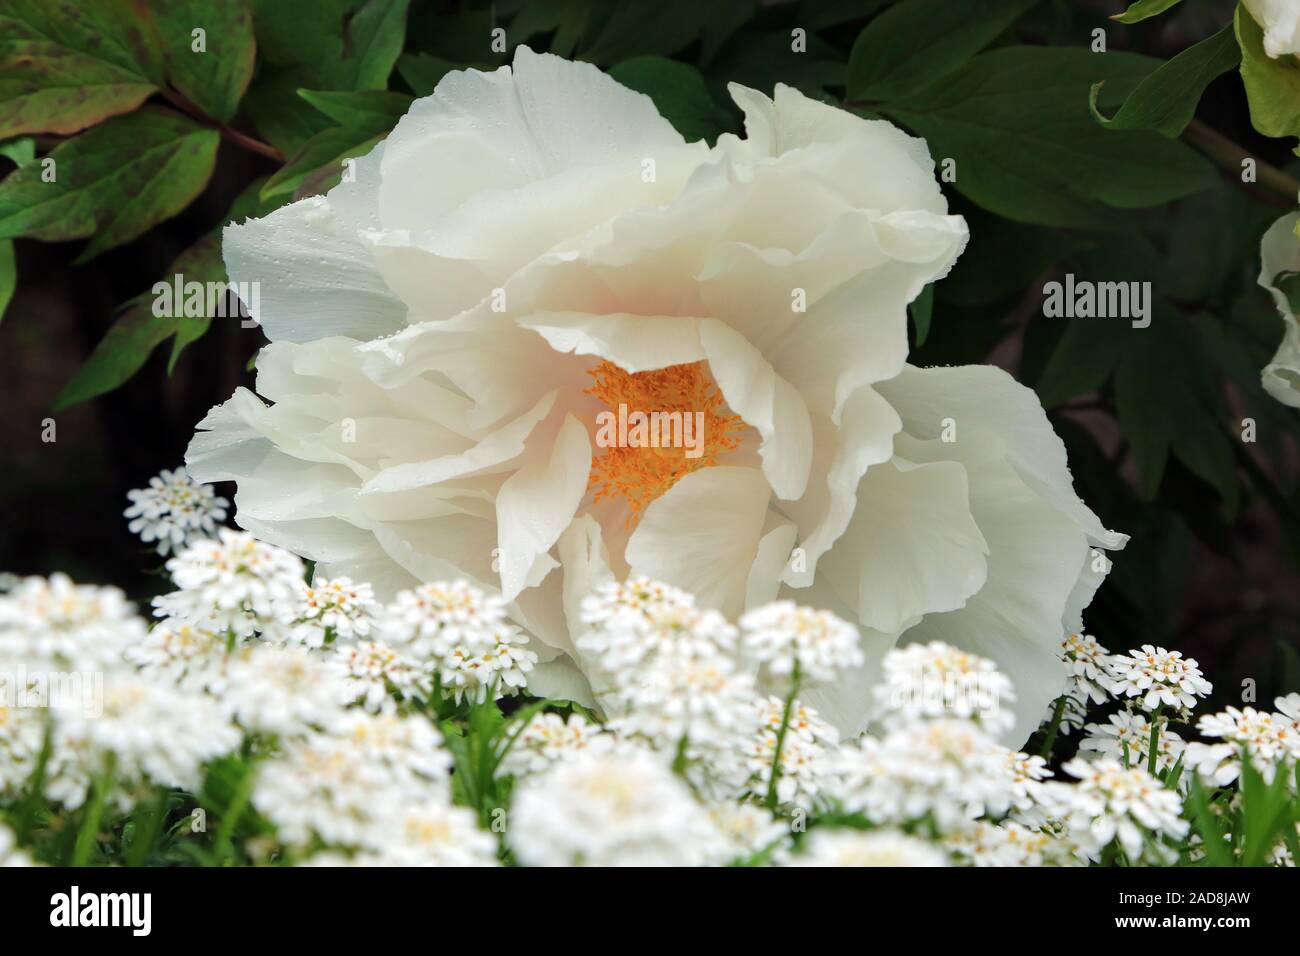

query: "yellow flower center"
left=584, top=360, right=745, bottom=520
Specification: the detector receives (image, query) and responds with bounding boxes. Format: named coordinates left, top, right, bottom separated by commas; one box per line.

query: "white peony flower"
left=1243, top=0, right=1300, bottom=58
left=1256, top=212, right=1300, bottom=407
left=187, top=47, right=1123, bottom=745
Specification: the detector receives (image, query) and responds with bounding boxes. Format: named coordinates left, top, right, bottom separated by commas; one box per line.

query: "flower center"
left=584, top=360, right=745, bottom=520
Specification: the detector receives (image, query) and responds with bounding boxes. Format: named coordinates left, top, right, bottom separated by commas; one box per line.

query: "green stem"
left=1038, top=695, right=1068, bottom=759
left=765, top=665, right=802, bottom=810
left=212, top=768, right=255, bottom=865
left=1184, top=119, right=1300, bottom=209
left=1147, top=706, right=1163, bottom=776
left=71, top=758, right=114, bottom=866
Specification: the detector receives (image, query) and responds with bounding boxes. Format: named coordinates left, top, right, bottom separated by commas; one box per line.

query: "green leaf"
left=396, top=52, right=456, bottom=96
left=797, top=0, right=894, bottom=32
left=609, top=57, right=735, bottom=142
left=261, top=126, right=386, bottom=200
left=0, top=135, right=34, bottom=164
left=0, top=236, right=13, bottom=322
left=710, top=30, right=846, bottom=97
left=334, top=0, right=410, bottom=91
left=297, top=89, right=412, bottom=128
left=847, top=0, right=1040, bottom=100
left=1089, top=24, right=1239, bottom=137
left=909, top=283, right=934, bottom=345
left=243, top=66, right=334, bottom=155
left=0, top=0, right=162, bottom=138
left=0, top=106, right=219, bottom=263
left=1115, top=309, right=1238, bottom=506
left=148, top=0, right=256, bottom=123
left=1236, top=4, right=1300, bottom=146
left=251, top=0, right=407, bottom=91
left=938, top=209, right=1091, bottom=308
left=884, top=47, right=1218, bottom=228
left=1111, top=0, right=1184, bottom=25
left=579, top=0, right=707, bottom=65
left=54, top=178, right=288, bottom=408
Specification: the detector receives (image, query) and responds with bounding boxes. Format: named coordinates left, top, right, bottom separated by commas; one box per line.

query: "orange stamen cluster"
left=585, top=360, right=745, bottom=521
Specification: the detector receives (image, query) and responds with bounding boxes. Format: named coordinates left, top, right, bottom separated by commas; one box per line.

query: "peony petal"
left=625, top=466, right=772, bottom=619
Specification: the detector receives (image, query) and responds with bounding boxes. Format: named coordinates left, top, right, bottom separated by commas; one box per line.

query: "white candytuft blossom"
left=578, top=579, right=737, bottom=686
left=1057, top=758, right=1189, bottom=864
left=363, top=803, right=498, bottom=866
left=253, top=711, right=449, bottom=850
left=609, top=656, right=760, bottom=790
left=739, top=601, right=863, bottom=685
left=499, top=712, right=612, bottom=778
left=0, top=701, right=44, bottom=797
left=509, top=748, right=723, bottom=866
left=836, top=718, right=1014, bottom=829
left=946, top=820, right=1064, bottom=867
left=707, top=802, right=789, bottom=863
left=875, top=641, right=1016, bottom=733
left=330, top=640, right=429, bottom=712
left=127, top=618, right=229, bottom=688
left=789, top=828, right=948, bottom=867
left=382, top=581, right=537, bottom=704
left=0, top=573, right=145, bottom=671
left=731, top=696, right=838, bottom=808
left=1079, top=711, right=1184, bottom=775
left=47, top=674, right=240, bottom=809
left=220, top=645, right=352, bottom=737
left=286, top=578, right=378, bottom=648
left=154, top=529, right=304, bottom=640
left=1105, top=644, right=1212, bottom=715
left=1183, top=698, right=1300, bottom=786
left=124, top=467, right=228, bottom=556
left=0, top=823, right=35, bottom=867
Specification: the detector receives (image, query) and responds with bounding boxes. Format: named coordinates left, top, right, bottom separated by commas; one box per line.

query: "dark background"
left=3, top=0, right=1297, bottom=714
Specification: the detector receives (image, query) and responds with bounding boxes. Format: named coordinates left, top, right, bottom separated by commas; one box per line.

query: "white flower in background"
left=48, top=674, right=240, bottom=809
left=287, top=578, right=378, bottom=647
left=1004, top=749, right=1053, bottom=822
left=1061, top=632, right=1112, bottom=703
left=874, top=641, right=1016, bottom=734
left=364, top=803, right=498, bottom=866
left=330, top=640, right=428, bottom=712
left=577, top=580, right=737, bottom=687
left=789, top=829, right=947, bottom=867
left=1080, top=711, right=1185, bottom=775
left=609, top=653, right=758, bottom=760
left=186, top=47, right=1123, bottom=747
left=1106, top=645, right=1212, bottom=715
left=0, top=823, right=35, bottom=867
left=707, top=802, right=789, bottom=863
left=499, top=711, right=612, bottom=778
left=0, top=702, right=44, bottom=797
left=1058, top=758, right=1189, bottom=864
left=221, top=645, right=351, bottom=737
left=124, top=467, right=228, bottom=556
left=1254, top=213, right=1300, bottom=407
left=946, top=820, right=1056, bottom=867
left=154, top=529, right=303, bottom=640
left=1243, top=0, right=1300, bottom=58
left=253, top=712, right=448, bottom=850
left=731, top=696, right=838, bottom=808
left=509, top=748, right=722, bottom=866
left=382, top=581, right=537, bottom=704
left=739, top=601, right=863, bottom=685
left=126, top=618, right=229, bottom=688
left=1183, top=700, right=1300, bottom=786
left=0, top=573, right=144, bottom=671
left=836, top=719, right=1013, bottom=830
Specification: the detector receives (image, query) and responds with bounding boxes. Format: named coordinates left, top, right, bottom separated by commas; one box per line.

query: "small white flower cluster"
left=382, top=580, right=537, bottom=704
left=1079, top=711, right=1185, bottom=777
left=1055, top=632, right=1112, bottom=733
left=1106, top=644, right=1213, bottom=716
left=875, top=641, right=1016, bottom=733
left=124, top=467, right=228, bottom=556
left=1055, top=759, right=1189, bottom=864
left=1183, top=694, right=1300, bottom=786
left=739, top=601, right=864, bottom=685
